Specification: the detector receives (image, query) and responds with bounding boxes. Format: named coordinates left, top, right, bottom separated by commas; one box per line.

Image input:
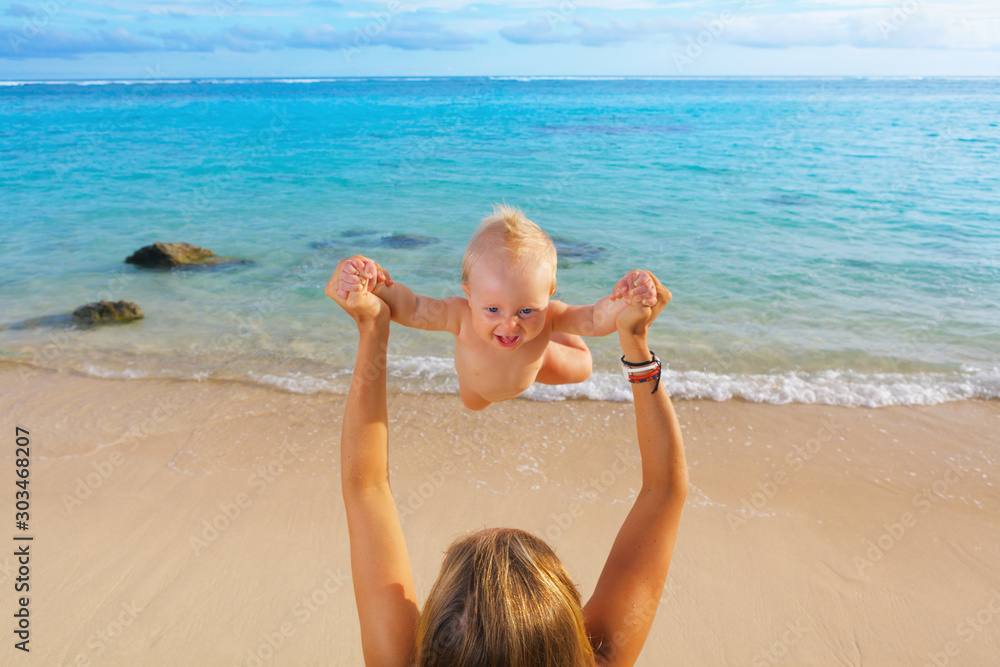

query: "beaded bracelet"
left=620, top=351, right=661, bottom=394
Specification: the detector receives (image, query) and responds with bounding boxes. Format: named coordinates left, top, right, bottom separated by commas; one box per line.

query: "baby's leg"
left=459, top=382, right=492, bottom=411
left=535, top=333, right=592, bottom=385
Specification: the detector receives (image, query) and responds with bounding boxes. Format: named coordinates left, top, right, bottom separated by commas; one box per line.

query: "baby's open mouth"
left=495, top=334, right=520, bottom=348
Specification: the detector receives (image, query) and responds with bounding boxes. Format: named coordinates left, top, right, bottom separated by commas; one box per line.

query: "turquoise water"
left=1, top=77, right=998, bottom=405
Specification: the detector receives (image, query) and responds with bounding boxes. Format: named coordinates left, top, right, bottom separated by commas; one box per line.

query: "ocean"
left=1, top=76, right=998, bottom=406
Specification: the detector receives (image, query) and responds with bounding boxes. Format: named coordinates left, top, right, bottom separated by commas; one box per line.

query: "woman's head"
left=415, top=527, right=594, bottom=667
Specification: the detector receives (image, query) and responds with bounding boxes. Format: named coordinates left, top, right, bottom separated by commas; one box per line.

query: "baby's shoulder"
left=442, top=295, right=470, bottom=313
left=546, top=299, right=570, bottom=319
left=441, top=296, right=470, bottom=336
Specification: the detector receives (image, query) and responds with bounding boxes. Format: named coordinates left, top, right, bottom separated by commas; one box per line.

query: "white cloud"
left=4, top=0, right=999, bottom=65
left=725, top=7, right=1000, bottom=50
left=498, top=3, right=1000, bottom=50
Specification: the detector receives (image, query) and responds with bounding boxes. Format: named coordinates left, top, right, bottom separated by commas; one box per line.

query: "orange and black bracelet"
left=620, top=351, right=661, bottom=394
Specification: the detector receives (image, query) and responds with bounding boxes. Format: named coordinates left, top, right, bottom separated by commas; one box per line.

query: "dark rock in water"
left=309, top=239, right=342, bottom=250
left=762, top=194, right=813, bottom=207
left=3, top=314, right=74, bottom=330
left=72, top=300, right=144, bottom=326
left=552, top=236, right=607, bottom=267
left=125, top=242, right=250, bottom=268
left=380, top=234, right=440, bottom=249
left=537, top=123, right=693, bottom=135
left=312, top=231, right=435, bottom=250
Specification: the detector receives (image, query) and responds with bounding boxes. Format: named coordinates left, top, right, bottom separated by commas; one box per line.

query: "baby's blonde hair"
left=415, top=527, right=595, bottom=666
left=462, top=204, right=558, bottom=291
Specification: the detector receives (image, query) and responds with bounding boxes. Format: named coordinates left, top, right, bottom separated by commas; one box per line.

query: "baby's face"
left=462, top=254, right=555, bottom=351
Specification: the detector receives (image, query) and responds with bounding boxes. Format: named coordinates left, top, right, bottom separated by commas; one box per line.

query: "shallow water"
left=2, top=77, right=998, bottom=406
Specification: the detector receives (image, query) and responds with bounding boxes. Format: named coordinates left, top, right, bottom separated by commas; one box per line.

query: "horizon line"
left=3, top=74, right=1000, bottom=84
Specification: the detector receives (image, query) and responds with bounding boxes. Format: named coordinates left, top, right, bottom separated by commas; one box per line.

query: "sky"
left=2, top=1, right=999, bottom=80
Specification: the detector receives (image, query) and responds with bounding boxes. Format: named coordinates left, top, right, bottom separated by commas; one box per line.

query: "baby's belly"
left=455, top=351, right=539, bottom=402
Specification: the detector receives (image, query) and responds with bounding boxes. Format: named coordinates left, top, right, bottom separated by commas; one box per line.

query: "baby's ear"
left=549, top=283, right=557, bottom=297
left=461, top=282, right=471, bottom=298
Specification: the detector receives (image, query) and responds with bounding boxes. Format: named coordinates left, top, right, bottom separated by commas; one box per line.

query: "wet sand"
left=1, top=361, right=998, bottom=666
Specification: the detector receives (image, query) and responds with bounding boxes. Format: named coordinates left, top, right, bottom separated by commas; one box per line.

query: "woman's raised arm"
left=583, top=273, right=689, bottom=666
left=326, top=259, right=418, bottom=667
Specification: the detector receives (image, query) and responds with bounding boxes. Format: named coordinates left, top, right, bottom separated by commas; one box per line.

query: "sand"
left=1, top=360, right=998, bottom=666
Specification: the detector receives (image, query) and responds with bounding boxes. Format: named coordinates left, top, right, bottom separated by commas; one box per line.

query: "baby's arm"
left=336, top=255, right=462, bottom=335
left=552, top=270, right=659, bottom=337
left=372, top=281, right=463, bottom=335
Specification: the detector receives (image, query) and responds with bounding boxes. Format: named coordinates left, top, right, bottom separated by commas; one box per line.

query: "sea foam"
left=66, top=358, right=1000, bottom=408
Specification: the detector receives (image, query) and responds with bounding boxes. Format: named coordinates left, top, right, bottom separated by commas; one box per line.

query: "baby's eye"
left=487, top=307, right=499, bottom=313
left=519, top=309, right=533, bottom=316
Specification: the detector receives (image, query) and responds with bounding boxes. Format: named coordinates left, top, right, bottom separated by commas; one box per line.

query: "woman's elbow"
left=672, top=463, right=690, bottom=499
left=661, top=467, right=689, bottom=505
left=673, top=475, right=689, bottom=504
left=341, top=470, right=391, bottom=502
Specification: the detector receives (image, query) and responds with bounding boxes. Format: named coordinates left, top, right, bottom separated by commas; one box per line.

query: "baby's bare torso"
left=453, top=301, right=554, bottom=403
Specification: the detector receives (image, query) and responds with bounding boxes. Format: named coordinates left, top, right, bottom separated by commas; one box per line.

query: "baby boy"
left=333, top=204, right=658, bottom=410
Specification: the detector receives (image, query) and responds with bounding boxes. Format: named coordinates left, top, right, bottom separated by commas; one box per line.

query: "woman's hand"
left=334, top=255, right=393, bottom=300
left=611, top=269, right=657, bottom=306
left=616, top=271, right=671, bottom=337
left=325, top=257, right=390, bottom=327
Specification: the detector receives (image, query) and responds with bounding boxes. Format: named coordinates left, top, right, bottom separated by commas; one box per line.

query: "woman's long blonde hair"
left=415, top=527, right=595, bottom=666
